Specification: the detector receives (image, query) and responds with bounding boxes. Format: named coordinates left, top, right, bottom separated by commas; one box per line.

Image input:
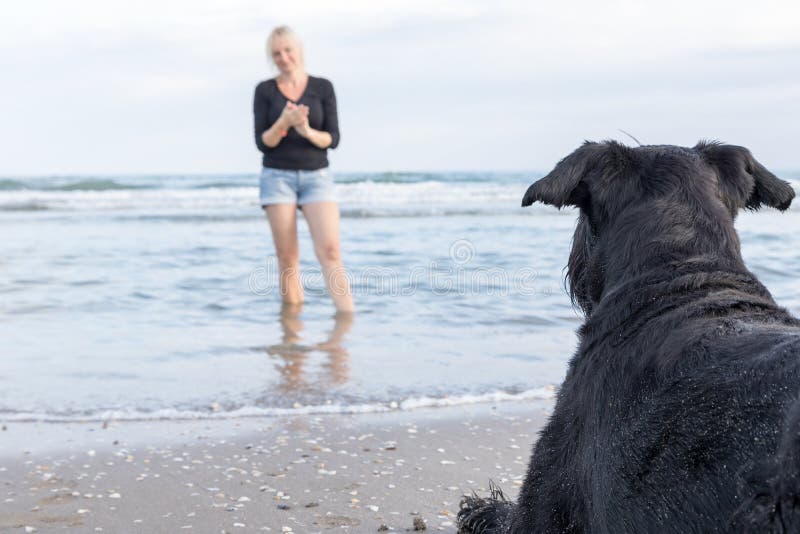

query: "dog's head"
left=523, top=141, right=795, bottom=314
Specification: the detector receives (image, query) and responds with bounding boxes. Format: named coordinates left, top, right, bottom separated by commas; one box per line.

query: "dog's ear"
left=522, top=141, right=616, bottom=209
left=695, top=141, right=795, bottom=212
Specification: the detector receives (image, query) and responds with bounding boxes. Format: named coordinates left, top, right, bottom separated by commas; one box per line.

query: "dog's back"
left=549, top=283, right=800, bottom=532
left=598, top=316, right=800, bottom=532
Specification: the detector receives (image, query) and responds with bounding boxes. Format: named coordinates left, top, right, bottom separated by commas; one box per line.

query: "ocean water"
left=1, top=171, right=799, bottom=422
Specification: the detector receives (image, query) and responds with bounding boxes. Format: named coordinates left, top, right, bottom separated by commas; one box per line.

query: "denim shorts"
left=259, top=167, right=337, bottom=207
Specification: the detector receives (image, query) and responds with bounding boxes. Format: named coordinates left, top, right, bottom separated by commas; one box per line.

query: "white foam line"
left=1, top=386, right=556, bottom=424
left=399, top=386, right=556, bottom=410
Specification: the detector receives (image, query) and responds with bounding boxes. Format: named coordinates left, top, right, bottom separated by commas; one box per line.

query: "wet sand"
left=0, top=401, right=551, bottom=533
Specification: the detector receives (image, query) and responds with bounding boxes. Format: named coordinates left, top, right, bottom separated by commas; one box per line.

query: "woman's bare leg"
left=301, top=202, right=354, bottom=312
left=265, top=205, right=303, bottom=305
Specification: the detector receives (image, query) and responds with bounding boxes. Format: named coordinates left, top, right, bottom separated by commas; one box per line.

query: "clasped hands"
left=279, top=102, right=311, bottom=138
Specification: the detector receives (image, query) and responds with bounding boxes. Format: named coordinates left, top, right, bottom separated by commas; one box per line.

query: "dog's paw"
left=457, top=483, right=514, bottom=534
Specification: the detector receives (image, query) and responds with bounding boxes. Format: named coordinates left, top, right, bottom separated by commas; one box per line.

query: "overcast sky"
left=1, top=0, right=799, bottom=175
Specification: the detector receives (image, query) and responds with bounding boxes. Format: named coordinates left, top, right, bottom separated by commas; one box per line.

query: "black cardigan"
left=253, top=75, right=340, bottom=170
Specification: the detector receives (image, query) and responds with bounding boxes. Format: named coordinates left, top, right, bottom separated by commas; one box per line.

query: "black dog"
left=458, top=141, right=800, bottom=533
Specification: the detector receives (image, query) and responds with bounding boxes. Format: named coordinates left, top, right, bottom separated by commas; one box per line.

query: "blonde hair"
left=267, top=26, right=305, bottom=69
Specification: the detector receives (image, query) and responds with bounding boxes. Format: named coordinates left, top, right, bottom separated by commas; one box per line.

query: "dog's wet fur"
left=458, top=141, right=800, bottom=533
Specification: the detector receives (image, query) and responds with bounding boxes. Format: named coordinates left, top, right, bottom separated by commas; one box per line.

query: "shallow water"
left=1, top=172, right=798, bottom=421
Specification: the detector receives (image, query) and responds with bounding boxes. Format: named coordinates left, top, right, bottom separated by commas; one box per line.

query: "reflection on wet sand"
left=266, top=304, right=354, bottom=391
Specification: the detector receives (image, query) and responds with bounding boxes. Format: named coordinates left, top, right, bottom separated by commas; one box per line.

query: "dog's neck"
left=594, top=200, right=751, bottom=305
left=571, top=200, right=788, bottom=347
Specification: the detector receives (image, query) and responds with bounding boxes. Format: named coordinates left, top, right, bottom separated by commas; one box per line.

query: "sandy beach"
left=0, top=400, right=551, bottom=533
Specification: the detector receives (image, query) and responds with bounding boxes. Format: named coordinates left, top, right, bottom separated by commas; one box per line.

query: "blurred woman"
left=253, top=26, right=353, bottom=312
